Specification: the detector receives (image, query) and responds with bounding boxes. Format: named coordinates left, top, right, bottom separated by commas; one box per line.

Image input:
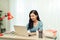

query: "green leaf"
left=0, top=23, right=2, bottom=25
left=0, top=14, right=1, bottom=16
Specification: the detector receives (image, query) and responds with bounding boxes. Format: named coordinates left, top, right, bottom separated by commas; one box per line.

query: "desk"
left=0, top=33, right=42, bottom=40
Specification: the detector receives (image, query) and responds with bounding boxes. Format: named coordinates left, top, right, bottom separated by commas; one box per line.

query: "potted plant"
left=0, top=10, right=6, bottom=36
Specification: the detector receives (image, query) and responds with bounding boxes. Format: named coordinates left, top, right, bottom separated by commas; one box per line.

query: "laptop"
left=14, top=26, right=28, bottom=37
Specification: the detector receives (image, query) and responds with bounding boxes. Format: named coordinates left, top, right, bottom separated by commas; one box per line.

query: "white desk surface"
left=0, top=33, right=43, bottom=40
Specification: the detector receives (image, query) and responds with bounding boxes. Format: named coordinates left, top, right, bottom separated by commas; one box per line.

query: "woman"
left=26, top=10, right=43, bottom=38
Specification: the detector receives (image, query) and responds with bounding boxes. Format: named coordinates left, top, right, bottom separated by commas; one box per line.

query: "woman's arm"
left=28, top=32, right=36, bottom=35
left=27, top=30, right=36, bottom=36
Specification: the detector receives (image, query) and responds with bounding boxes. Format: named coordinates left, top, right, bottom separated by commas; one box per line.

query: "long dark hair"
left=28, top=10, right=40, bottom=30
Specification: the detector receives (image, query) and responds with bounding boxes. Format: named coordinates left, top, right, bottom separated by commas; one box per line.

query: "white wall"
left=0, top=0, right=9, bottom=12
left=9, top=0, right=60, bottom=40
left=9, top=0, right=59, bottom=29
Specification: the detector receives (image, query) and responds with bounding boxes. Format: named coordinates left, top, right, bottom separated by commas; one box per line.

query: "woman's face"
left=30, top=13, right=37, bottom=21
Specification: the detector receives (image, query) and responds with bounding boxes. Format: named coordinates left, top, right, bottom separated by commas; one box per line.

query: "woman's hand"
left=27, top=30, right=36, bottom=36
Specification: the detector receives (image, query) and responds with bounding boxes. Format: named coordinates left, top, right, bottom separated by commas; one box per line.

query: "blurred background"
left=0, top=0, right=60, bottom=40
